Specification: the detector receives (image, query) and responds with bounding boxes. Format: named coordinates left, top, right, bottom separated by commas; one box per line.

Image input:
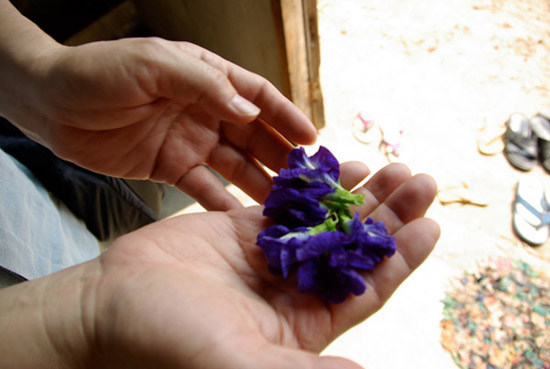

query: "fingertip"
left=415, top=173, right=438, bottom=197
left=424, top=217, right=442, bottom=245
left=384, top=162, right=412, bottom=177
left=371, top=163, right=412, bottom=188
left=383, top=174, right=439, bottom=225
left=301, top=122, right=319, bottom=145
left=408, top=173, right=438, bottom=209
left=359, top=162, right=412, bottom=205
left=340, top=161, right=370, bottom=190
left=298, top=117, right=319, bottom=145
left=394, top=217, right=440, bottom=268
left=269, top=102, right=318, bottom=145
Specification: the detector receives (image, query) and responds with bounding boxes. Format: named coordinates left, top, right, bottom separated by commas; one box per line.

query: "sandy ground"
left=177, top=0, right=550, bottom=367
left=316, top=0, right=550, bottom=368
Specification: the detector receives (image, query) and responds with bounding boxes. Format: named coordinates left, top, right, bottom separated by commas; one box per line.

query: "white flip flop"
left=513, top=176, right=550, bottom=245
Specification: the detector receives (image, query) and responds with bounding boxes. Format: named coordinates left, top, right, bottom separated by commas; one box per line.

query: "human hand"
left=5, top=38, right=317, bottom=210
left=0, top=162, right=438, bottom=369
left=12, top=161, right=435, bottom=369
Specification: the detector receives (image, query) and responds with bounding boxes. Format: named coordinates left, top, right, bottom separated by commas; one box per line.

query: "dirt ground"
left=315, top=0, right=550, bottom=367
left=178, top=0, right=550, bottom=367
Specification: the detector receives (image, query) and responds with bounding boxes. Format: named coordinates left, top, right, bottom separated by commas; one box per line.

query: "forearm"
left=0, top=0, right=62, bottom=129
left=0, top=260, right=100, bottom=369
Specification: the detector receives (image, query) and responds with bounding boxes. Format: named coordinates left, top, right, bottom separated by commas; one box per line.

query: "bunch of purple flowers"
left=257, top=146, right=396, bottom=303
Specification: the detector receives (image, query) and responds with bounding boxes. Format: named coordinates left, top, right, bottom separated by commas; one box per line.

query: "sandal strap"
left=517, top=196, right=550, bottom=228
left=539, top=139, right=550, bottom=158
left=505, top=140, right=537, bottom=160
left=382, top=140, right=400, bottom=156
left=505, top=130, right=537, bottom=159
left=356, top=113, right=374, bottom=133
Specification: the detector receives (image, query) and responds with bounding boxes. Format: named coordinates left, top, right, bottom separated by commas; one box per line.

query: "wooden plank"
left=303, top=0, right=325, bottom=129
left=280, top=0, right=325, bottom=129
left=280, top=0, right=309, bottom=119
left=132, top=0, right=289, bottom=96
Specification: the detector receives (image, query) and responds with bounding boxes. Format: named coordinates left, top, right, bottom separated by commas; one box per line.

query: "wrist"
left=0, top=0, right=64, bottom=131
left=0, top=259, right=103, bottom=369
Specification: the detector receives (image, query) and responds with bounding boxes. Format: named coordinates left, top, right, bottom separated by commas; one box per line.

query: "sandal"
left=503, top=113, right=537, bottom=171
left=437, top=182, right=489, bottom=207
left=513, top=176, right=550, bottom=245
left=379, top=128, right=407, bottom=162
left=352, top=113, right=382, bottom=144
left=530, top=113, right=550, bottom=173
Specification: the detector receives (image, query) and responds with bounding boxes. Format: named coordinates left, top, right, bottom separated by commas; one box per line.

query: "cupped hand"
left=13, top=38, right=317, bottom=210
left=82, top=162, right=439, bottom=369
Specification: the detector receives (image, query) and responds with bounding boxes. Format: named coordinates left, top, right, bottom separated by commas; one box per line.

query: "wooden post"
left=280, top=0, right=325, bottom=129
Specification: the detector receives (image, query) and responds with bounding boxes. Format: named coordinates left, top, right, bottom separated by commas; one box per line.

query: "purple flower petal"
left=337, top=267, right=367, bottom=297
left=308, top=146, right=340, bottom=181
left=296, top=258, right=317, bottom=291
left=257, top=225, right=297, bottom=277
left=273, top=176, right=334, bottom=197
left=284, top=146, right=340, bottom=185
left=279, top=245, right=294, bottom=279
left=328, top=248, right=376, bottom=270
left=288, top=147, right=339, bottom=178
left=345, top=215, right=396, bottom=269
left=263, top=187, right=328, bottom=228
left=297, top=259, right=366, bottom=303
left=295, top=231, right=348, bottom=261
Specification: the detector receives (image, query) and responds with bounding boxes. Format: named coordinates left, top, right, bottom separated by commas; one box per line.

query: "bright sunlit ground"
left=316, top=0, right=550, bottom=368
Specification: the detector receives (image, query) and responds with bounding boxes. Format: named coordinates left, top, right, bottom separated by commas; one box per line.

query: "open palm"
left=88, top=162, right=439, bottom=369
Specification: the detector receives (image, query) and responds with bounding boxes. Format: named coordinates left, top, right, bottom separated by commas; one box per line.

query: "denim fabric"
left=0, top=149, right=100, bottom=281
left=0, top=119, right=160, bottom=242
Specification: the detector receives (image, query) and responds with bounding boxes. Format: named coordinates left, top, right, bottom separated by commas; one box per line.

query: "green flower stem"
left=306, top=184, right=366, bottom=235
left=308, top=215, right=338, bottom=235
left=323, top=185, right=364, bottom=207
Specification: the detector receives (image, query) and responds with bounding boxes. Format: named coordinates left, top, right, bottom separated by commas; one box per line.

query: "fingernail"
left=228, top=95, right=260, bottom=117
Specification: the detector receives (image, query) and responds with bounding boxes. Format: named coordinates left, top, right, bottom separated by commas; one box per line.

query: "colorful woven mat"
left=440, top=257, right=550, bottom=368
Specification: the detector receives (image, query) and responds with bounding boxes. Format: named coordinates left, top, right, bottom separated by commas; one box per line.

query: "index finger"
left=177, top=42, right=318, bottom=145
